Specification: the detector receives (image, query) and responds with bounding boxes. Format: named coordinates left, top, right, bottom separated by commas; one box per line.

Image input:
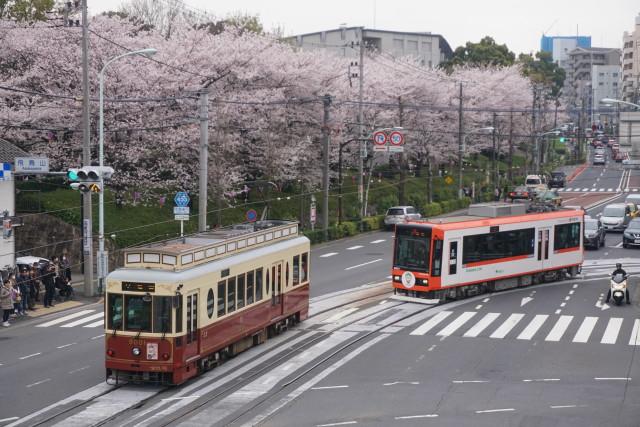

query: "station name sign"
left=122, top=282, right=156, bottom=292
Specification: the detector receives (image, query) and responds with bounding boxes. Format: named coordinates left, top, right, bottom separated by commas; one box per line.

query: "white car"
left=593, top=154, right=605, bottom=165
left=16, top=255, right=50, bottom=273
left=594, top=147, right=605, bottom=156
left=384, top=206, right=421, bottom=230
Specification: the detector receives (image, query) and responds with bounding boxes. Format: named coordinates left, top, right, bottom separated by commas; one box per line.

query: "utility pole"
left=198, top=91, right=209, bottom=232
left=531, top=86, right=538, bottom=174
left=508, top=109, right=514, bottom=184
left=398, top=96, right=405, bottom=205
left=492, top=112, right=497, bottom=188
left=81, top=0, right=94, bottom=297
left=357, top=28, right=365, bottom=220
left=322, top=94, right=332, bottom=242
left=457, top=82, right=464, bottom=198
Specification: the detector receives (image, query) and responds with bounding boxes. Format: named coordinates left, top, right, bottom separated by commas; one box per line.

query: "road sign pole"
left=180, top=220, right=184, bottom=238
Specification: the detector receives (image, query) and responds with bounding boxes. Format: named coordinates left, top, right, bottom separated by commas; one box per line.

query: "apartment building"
left=622, top=14, right=640, bottom=104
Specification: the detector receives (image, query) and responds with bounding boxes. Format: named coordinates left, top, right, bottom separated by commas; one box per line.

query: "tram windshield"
left=394, top=225, right=431, bottom=273
left=107, top=292, right=173, bottom=333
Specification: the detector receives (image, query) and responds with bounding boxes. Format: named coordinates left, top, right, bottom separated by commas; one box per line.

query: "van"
left=625, top=194, right=640, bottom=208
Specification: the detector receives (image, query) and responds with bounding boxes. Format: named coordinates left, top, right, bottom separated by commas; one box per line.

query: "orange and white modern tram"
left=104, top=220, right=309, bottom=385
left=392, top=204, right=584, bottom=300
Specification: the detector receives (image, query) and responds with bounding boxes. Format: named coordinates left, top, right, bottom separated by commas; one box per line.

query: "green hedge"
left=303, top=215, right=385, bottom=244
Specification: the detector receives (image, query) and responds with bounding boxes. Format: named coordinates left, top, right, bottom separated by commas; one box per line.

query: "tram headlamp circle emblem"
left=132, top=347, right=141, bottom=356
left=401, top=271, right=416, bottom=288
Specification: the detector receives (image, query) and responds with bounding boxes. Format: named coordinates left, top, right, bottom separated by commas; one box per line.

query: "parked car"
left=549, top=171, right=566, bottom=188
left=584, top=217, right=606, bottom=249
left=508, top=185, right=532, bottom=200
left=384, top=206, right=421, bottom=230
left=16, top=255, right=50, bottom=273
left=593, top=154, right=605, bottom=165
left=623, top=218, right=640, bottom=248
left=600, top=203, right=632, bottom=231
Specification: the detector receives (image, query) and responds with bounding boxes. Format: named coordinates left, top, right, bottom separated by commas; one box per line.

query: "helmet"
left=616, top=263, right=622, bottom=269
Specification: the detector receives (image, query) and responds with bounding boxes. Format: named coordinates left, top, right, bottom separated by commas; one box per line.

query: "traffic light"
left=67, top=166, right=114, bottom=193
left=559, top=136, right=566, bottom=143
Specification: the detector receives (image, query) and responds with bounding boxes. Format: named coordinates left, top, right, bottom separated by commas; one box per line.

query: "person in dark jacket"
left=16, top=270, right=29, bottom=315
left=42, top=264, right=56, bottom=308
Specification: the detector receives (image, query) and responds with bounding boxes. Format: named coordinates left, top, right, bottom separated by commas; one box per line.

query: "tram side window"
left=175, top=296, right=183, bottom=334
left=246, top=271, right=255, bottom=305
left=554, top=223, right=581, bottom=251
left=462, top=228, right=535, bottom=265
left=431, top=239, right=443, bottom=277
left=217, top=280, right=226, bottom=317
left=301, top=253, right=308, bottom=282
left=125, top=295, right=152, bottom=332
left=256, top=268, right=263, bottom=301
left=107, top=293, right=123, bottom=330
left=153, top=296, right=172, bottom=333
left=293, top=255, right=300, bottom=286
left=228, top=277, right=236, bottom=313
left=237, top=274, right=246, bottom=309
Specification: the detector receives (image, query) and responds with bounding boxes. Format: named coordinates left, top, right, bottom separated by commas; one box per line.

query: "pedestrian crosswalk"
left=36, top=310, right=104, bottom=328
left=409, top=310, right=640, bottom=346
left=558, top=188, right=639, bottom=193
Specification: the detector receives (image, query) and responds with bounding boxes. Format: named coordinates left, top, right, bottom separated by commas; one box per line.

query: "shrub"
left=423, top=202, right=442, bottom=217
left=440, top=200, right=451, bottom=212
left=375, top=194, right=399, bottom=212
left=303, top=229, right=325, bottom=244
left=340, top=221, right=358, bottom=237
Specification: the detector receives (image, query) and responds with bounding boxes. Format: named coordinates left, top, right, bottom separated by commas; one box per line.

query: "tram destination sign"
left=122, top=282, right=156, bottom=293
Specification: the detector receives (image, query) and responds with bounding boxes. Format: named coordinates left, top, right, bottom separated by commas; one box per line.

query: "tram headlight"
left=107, top=349, right=115, bottom=357
left=162, top=353, right=170, bottom=360
left=132, top=347, right=141, bottom=356
left=393, top=275, right=401, bottom=282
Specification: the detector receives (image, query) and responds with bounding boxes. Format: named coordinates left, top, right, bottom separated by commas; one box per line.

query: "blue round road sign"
left=174, top=191, right=190, bottom=207
left=246, top=209, right=258, bottom=222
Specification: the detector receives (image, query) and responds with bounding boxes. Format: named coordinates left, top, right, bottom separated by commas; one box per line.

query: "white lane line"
left=564, top=296, right=571, bottom=301
left=346, top=245, right=363, bottom=250
left=550, top=405, right=577, bottom=409
left=91, top=334, right=105, bottom=340
left=317, top=420, right=358, bottom=426
left=61, top=312, right=104, bottom=328
left=19, top=352, right=41, bottom=360
left=394, top=414, right=438, bottom=419
left=629, top=319, right=640, bottom=346
left=311, top=385, right=349, bottom=390
left=475, top=305, right=483, bottom=310
left=410, top=311, right=453, bottom=336
left=615, top=242, right=624, bottom=248
left=517, top=314, right=548, bottom=340
left=482, top=298, right=490, bottom=303
left=378, top=300, right=387, bottom=305
left=324, top=308, right=360, bottom=323
left=56, top=342, right=77, bottom=349
left=83, top=320, right=104, bottom=328
left=36, top=309, right=96, bottom=327
left=490, top=313, right=525, bottom=339
left=572, top=284, right=579, bottom=289
left=68, top=365, right=90, bottom=374
left=26, top=378, right=51, bottom=388
left=608, top=188, right=613, bottom=192
left=475, top=408, right=515, bottom=414
left=370, top=239, right=386, bottom=244
left=545, top=315, right=574, bottom=342
left=573, top=317, right=598, bottom=343
left=344, top=258, right=383, bottom=271
left=161, top=396, right=200, bottom=401
left=319, top=252, right=338, bottom=258
left=0, top=418, right=19, bottom=423
left=452, top=380, right=489, bottom=384
left=569, top=290, right=575, bottom=295
left=383, top=381, right=419, bottom=386
left=436, top=312, right=477, bottom=336
left=601, top=318, right=624, bottom=344
left=523, top=378, right=560, bottom=382
left=594, top=377, right=631, bottom=381
left=560, top=303, right=566, bottom=307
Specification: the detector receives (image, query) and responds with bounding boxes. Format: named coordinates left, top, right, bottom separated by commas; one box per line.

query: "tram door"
left=270, top=261, right=284, bottom=317
left=537, top=228, right=551, bottom=266
left=184, top=292, right=199, bottom=359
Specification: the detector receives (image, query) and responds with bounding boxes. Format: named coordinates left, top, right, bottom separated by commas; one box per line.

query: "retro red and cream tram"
left=392, top=204, right=584, bottom=300
left=104, top=220, right=309, bottom=385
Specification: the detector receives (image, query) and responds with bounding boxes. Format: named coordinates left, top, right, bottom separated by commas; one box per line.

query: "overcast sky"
left=91, top=0, right=639, bottom=55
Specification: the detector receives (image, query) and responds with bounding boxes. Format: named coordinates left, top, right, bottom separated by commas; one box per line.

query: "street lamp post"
left=98, top=48, right=157, bottom=293
left=458, top=127, right=494, bottom=198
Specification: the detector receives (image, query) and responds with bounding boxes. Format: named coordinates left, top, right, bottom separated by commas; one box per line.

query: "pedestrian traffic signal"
left=67, top=166, right=114, bottom=193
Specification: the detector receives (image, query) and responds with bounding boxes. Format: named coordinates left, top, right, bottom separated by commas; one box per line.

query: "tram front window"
left=394, top=225, right=431, bottom=273
left=153, top=296, right=172, bottom=333
left=125, top=295, right=152, bottom=332
left=107, top=293, right=123, bottom=330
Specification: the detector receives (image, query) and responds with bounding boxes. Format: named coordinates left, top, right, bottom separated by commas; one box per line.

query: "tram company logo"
left=402, top=271, right=416, bottom=288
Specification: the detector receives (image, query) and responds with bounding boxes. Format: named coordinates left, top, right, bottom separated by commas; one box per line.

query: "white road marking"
left=378, top=300, right=388, bottom=305
left=546, top=315, right=574, bottom=342
left=629, top=319, right=640, bottom=346
left=555, top=309, right=562, bottom=314
left=482, top=298, right=490, bottom=303
left=83, top=320, right=104, bottom=328
left=522, top=378, right=560, bottom=382
left=517, top=315, right=548, bottom=340
left=61, top=312, right=104, bottom=328
left=344, top=258, right=383, bottom=270
left=594, top=377, right=631, bottom=381
left=475, top=408, right=515, bottom=414
left=91, top=334, right=105, bottom=340
left=475, top=305, right=483, bottom=310
left=370, top=239, right=385, bottom=244
left=57, top=342, right=77, bottom=349
left=550, top=405, right=577, bottom=409
left=427, top=345, right=437, bottom=352
left=319, top=252, right=338, bottom=258
left=317, top=422, right=358, bottom=427
left=564, top=296, right=571, bottom=301
left=615, top=242, right=623, bottom=248
left=581, top=188, right=589, bottom=192
left=161, top=396, right=200, bottom=401
left=324, top=308, right=359, bottom=323
left=68, top=365, right=90, bottom=374
left=36, top=309, right=95, bottom=327
left=346, top=245, right=363, bottom=250
left=19, top=352, right=41, bottom=360
left=0, top=418, right=19, bottom=423
left=452, top=380, right=489, bottom=384
left=436, top=312, right=476, bottom=336
left=311, top=385, right=349, bottom=390
left=490, top=313, right=525, bottom=339
left=383, top=381, right=419, bottom=386
left=521, top=296, right=533, bottom=306
left=560, top=303, right=566, bottom=307
left=608, top=188, right=613, bottom=192
left=410, top=311, right=453, bottom=336
left=573, top=317, right=598, bottom=343
left=394, top=414, right=438, bottom=419
left=601, top=318, right=624, bottom=344
left=569, top=290, right=575, bottom=295
left=26, top=378, right=51, bottom=388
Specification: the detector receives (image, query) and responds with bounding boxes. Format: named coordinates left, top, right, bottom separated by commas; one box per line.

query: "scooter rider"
left=607, top=263, right=630, bottom=304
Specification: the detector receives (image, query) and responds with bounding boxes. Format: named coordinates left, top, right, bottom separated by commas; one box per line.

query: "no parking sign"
left=373, top=131, right=388, bottom=152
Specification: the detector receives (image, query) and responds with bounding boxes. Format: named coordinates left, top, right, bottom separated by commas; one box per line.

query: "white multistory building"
left=622, top=13, right=640, bottom=104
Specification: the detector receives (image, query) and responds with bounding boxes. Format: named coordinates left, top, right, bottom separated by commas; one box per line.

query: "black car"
left=622, top=218, right=640, bottom=248
left=549, top=171, right=566, bottom=188
left=584, top=218, right=605, bottom=249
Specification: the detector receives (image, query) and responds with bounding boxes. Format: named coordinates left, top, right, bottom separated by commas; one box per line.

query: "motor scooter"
left=610, top=273, right=629, bottom=306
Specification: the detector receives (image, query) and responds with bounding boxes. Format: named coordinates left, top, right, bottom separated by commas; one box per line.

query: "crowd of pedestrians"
left=0, top=255, right=74, bottom=327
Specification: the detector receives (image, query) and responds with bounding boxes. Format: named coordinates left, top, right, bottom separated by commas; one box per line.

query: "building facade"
left=540, top=35, right=591, bottom=70
left=592, top=64, right=622, bottom=124
left=622, top=14, right=640, bottom=104
left=287, top=27, right=452, bottom=68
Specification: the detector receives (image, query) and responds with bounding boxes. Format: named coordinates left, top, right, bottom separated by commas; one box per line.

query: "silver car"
left=600, top=203, right=632, bottom=231
left=384, top=206, right=421, bottom=230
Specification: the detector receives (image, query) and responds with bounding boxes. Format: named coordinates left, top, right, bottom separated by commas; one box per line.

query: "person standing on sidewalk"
left=1, top=279, right=13, bottom=326
left=17, top=270, right=30, bottom=315
left=61, top=254, right=72, bottom=283
left=42, top=263, right=56, bottom=308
